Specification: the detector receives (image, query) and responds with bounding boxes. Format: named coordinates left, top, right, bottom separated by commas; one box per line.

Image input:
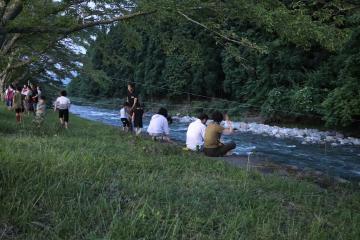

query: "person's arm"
left=131, top=97, right=137, bottom=110
left=164, top=118, right=170, bottom=136
left=222, top=114, right=234, bottom=135
left=54, top=99, right=58, bottom=111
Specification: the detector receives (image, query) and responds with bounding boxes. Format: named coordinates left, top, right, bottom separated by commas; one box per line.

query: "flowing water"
left=70, top=104, right=360, bottom=181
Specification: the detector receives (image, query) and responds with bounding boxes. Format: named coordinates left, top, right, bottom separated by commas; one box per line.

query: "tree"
left=0, top=0, right=153, bottom=95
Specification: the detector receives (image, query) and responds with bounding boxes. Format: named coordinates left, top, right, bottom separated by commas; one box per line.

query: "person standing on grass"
left=127, top=83, right=140, bottom=132
left=133, top=103, right=144, bottom=136
left=186, top=113, right=209, bottom=151
left=5, top=85, right=14, bottom=110
left=12, top=87, right=23, bottom=123
left=25, top=85, right=34, bottom=115
left=33, top=96, right=46, bottom=127
left=31, top=83, right=39, bottom=114
left=147, top=107, right=171, bottom=141
left=54, top=90, right=71, bottom=129
left=120, top=102, right=131, bottom=132
left=21, top=85, right=30, bottom=114
left=203, top=111, right=236, bottom=157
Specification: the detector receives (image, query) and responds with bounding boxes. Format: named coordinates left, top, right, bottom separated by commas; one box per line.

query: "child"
left=12, top=86, right=22, bottom=123
left=120, top=102, right=131, bottom=132
left=133, top=104, right=144, bottom=136
left=33, top=96, right=46, bottom=127
left=147, top=107, right=171, bottom=142
left=54, top=90, right=71, bottom=129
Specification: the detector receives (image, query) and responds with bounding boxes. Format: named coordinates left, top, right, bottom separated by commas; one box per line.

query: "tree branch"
left=1, top=32, right=20, bottom=54
left=177, top=10, right=260, bottom=51
left=0, top=1, right=6, bottom=20
left=5, top=10, right=156, bottom=34
left=1, top=0, right=23, bottom=25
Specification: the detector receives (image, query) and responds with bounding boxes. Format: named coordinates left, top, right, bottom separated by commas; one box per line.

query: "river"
left=70, top=104, right=360, bottom=181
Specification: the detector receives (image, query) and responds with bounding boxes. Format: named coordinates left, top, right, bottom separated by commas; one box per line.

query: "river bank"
left=70, top=97, right=360, bottom=138
left=69, top=104, right=360, bottom=181
left=1, top=105, right=360, bottom=239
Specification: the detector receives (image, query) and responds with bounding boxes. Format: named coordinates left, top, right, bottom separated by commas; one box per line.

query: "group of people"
left=121, top=83, right=236, bottom=157
left=4, top=83, right=46, bottom=126
left=3, top=83, right=71, bottom=129
left=5, top=82, right=236, bottom=157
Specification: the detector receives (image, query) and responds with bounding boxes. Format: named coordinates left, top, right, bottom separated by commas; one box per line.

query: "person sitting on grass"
left=147, top=107, right=171, bottom=142
left=120, top=102, right=131, bottom=132
left=186, top=113, right=209, bottom=151
left=54, top=90, right=71, bottom=129
left=203, top=111, right=236, bottom=157
left=33, top=96, right=46, bottom=127
left=12, top=86, right=23, bottom=123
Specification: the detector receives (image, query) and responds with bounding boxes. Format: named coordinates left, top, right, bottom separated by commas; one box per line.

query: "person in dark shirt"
left=127, top=83, right=139, bottom=110
left=127, top=83, right=141, bottom=133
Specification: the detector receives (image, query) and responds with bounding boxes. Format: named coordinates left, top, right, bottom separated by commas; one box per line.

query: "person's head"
left=37, top=86, right=41, bottom=90
left=39, top=96, right=46, bottom=102
left=158, top=107, right=168, bottom=118
left=211, top=111, right=224, bottom=124
left=127, top=83, right=135, bottom=93
left=16, top=86, right=22, bottom=92
left=198, top=113, right=209, bottom=125
left=123, top=102, right=130, bottom=107
left=60, top=90, right=67, bottom=96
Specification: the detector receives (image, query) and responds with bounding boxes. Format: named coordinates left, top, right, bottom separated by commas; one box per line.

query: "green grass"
left=0, top=105, right=359, bottom=239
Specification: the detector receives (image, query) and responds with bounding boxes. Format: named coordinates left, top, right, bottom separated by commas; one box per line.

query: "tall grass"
left=0, top=105, right=359, bottom=239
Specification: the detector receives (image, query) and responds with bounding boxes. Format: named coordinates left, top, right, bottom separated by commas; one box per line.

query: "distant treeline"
left=68, top=13, right=360, bottom=128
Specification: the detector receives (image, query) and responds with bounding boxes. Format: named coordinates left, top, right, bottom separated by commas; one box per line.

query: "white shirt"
left=120, top=107, right=129, bottom=119
left=55, top=96, right=71, bottom=110
left=186, top=119, right=206, bottom=150
left=147, top=114, right=169, bottom=136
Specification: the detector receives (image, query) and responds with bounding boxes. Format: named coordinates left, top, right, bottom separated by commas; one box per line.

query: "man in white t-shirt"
left=147, top=107, right=170, bottom=141
left=54, top=90, right=71, bottom=129
left=186, top=113, right=209, bottom=151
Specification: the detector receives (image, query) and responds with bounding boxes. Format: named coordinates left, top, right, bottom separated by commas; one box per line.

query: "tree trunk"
left=0, top=72, right=7, bottom=99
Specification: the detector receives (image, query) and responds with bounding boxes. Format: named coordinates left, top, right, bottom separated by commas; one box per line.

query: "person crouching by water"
left=120, top=102, right=131, bottom=132
left=186, top=113, right=209, bottom=151
left=54, top=90, right=71, bottom=129
left=147, top=107, right=171, bottom=142
left=204, top=111, right=236, bottom=157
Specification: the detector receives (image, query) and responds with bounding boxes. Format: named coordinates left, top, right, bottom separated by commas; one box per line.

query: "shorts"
left=133, top=108, right=144, bottom=128
left=59, top=109, right=69, bottom=122
left=121, top=118, right=130, bottom=128
left=15, top=108, right=22, bottom=113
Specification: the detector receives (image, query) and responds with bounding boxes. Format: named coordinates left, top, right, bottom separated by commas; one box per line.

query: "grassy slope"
left=0, top=105, right=359, bottom=240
